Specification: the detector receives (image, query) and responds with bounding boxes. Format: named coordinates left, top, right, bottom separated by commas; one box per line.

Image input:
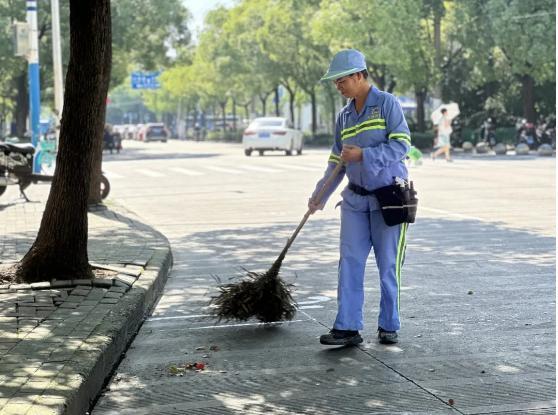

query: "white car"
left=242, top=117, right=303, bottom=156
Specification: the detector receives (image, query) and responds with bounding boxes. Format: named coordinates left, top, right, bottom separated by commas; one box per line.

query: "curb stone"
left=0, top=198, right=175, bottom=415
left=62, top=247, right=173, bottom=415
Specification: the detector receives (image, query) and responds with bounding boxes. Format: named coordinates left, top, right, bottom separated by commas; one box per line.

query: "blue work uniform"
left=312, top=86, right=411, bottom=332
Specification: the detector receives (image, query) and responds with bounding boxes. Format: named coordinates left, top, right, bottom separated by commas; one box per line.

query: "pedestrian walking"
left=431, top=108, right=453, bottom=162
left=308, top=49, right=412, bottom=346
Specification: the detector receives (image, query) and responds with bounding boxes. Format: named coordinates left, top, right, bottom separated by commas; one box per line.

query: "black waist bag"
left=373, top=181, right=418, bottom=226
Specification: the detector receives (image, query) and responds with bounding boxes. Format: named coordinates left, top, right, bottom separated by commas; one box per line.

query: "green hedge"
left=206, top=129, right=243, bottom=142
left=410, top=132, right=435, bottom=150
left=303, top=133, right=332, bottom=147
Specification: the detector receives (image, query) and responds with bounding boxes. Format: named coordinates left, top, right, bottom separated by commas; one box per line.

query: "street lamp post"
left=26, top=0, right=41, bottom=173
left=50, top=0, right=64, bottom=125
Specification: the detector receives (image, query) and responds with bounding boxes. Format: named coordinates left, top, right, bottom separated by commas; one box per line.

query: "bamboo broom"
left=211, top=162, right=344, bottom=323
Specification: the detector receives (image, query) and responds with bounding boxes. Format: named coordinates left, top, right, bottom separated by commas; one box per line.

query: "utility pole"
left=26, top=0, right=41, bottom=173
left=50, top=0, right=64, bottom=124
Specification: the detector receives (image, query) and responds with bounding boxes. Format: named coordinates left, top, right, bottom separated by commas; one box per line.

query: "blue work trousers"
left=333, top=191, right=407, bottom=332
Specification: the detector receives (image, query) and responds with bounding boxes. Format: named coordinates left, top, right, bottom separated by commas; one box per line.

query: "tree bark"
left=232, top=99, right=237, bottom=131
left=281, top=82, right=296, bottom=126
left=274, top=86, right=280, bottom=116
left=415, top=87, right=427, bottom=133
left=310, top=87, right=317, bottom=138
left=17, top=0, right=112, bottom=283
left=259, top=93, right=269, bottom=116
left=521, top=74, right=536, bottom=123
left=219, top=100, right=227, bottom=136
left=326, top=88, right=336, bottom=134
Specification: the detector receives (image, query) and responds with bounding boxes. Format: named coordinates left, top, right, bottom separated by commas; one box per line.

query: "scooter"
left=0, top=141, right=110, bottom=201
left=516, top=119, right=540, bottom=150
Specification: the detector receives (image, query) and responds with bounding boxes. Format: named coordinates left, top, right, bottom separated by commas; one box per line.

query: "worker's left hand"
left=341, top=144, right=363, bottom=162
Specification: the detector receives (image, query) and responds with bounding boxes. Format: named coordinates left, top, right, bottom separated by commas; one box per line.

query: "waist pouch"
left=348, top=181, right=418, bottom=226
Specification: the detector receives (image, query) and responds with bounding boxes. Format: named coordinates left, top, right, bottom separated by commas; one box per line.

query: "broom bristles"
left=210, top=253, right=297, bottom=323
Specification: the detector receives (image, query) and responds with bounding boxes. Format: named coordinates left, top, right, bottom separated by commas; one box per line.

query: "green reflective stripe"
left=341, top=119, right=386, bottom=139
left=389, top=133, right=411, bottom=146
left=395, top=222, right=408, bottom=313
left=341, top=119, right=386, bottom=137
left=328, top=153, right=341, bottom=164
left=343, top=125, right=386, bottom=140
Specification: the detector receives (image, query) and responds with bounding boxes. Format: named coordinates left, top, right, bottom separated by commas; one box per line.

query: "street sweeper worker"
left=308, top=49, right=411, bottom=346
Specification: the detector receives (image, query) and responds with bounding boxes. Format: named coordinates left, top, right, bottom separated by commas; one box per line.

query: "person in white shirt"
left=431, top=108, right=453, bottom=162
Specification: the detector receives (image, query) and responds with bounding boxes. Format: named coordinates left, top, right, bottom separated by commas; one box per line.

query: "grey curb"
left=60, top=246, right=173, bottom=415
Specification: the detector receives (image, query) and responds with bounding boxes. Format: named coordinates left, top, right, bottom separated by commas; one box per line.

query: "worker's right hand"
left=308, top=198, right=324, bottom=214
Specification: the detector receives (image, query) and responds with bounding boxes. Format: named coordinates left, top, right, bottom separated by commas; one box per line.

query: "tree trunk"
left=16, top=0, right=112, bottom=283
left=281, top=82, right=296, bottom=126
left=14, top=72, right=29, bottom=137
left=220, top=100, right=227, bottom=136
left=274, top=86, right=280, bottom=116
left=521, top=74, right=536, bottom=123
left=244, top=103, right=250, bottom=123
left=259, top=93, right=268, bottom=116
left=327, top=88, right=336, bottom=134
left=386, top=79, right=397, bottom=94
left=310, top=88, right=317, bottom=138
left=415, top=87, right=427, bottom=133
left=232, top=99, right=237, bottom=131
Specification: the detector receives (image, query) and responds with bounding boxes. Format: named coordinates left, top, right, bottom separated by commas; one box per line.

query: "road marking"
left=147, top=314, right=212, bottom=322
left=297, top=295, right=332, bottom=305
left=237, top=165, right=283, bottom=173
left=184, top=319, right=308, bottom=330
left=103, top=170, right=124, bottom=179
left=204, top=165, right=244, bottom=174
left=135, top=170, right=165, bottom=178
left=420, top=206, right=485, bottom=222
left=169, top=167, right=204, bottom=176
left=273, top=163, right=323, bottom=172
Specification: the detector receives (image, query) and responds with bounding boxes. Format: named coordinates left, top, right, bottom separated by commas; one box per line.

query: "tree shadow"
left=91, top=214, right=554, bottom=413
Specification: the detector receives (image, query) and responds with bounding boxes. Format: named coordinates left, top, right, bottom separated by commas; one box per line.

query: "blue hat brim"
left=320, top=67, right=363, bottom=81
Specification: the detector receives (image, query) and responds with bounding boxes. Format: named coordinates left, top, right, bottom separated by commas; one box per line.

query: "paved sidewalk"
left=0, top=191, right=172, bottom=415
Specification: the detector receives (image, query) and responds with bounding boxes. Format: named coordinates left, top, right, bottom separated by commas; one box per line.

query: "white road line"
left=420, top=206, right=485, bottom=222
left=169, top=167, right=204, bottom=176
left=103, top=171, right=124, bottom=179
left=135, top=170, right=165, bottom=178
left=147, top=314, right=212, bottom=321
left=184, top=319, right=308, bottom=330
left=272, top=163, right=323, bottom=172
left=237, top=165, right=283, bottom=173
left=204, top=165, right=244, bottom=174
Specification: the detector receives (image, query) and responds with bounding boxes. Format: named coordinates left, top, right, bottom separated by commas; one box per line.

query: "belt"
left=348, top=182, right=375, bottom=196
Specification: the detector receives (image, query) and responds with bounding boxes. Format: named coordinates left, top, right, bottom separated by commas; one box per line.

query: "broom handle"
left=277, top=162, right=344, bottom=259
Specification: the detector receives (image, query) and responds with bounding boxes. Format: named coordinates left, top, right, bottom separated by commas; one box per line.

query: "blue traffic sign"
left=131, top=71, right=161, bottom=89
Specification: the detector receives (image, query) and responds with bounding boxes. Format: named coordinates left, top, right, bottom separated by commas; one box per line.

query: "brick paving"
left=0, top=192, right=170, bottom=415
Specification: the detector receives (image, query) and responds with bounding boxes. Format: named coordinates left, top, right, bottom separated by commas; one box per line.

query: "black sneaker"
left=377, top=327, right=398, bottom=344
left=320, top=329, right=363, bottom=346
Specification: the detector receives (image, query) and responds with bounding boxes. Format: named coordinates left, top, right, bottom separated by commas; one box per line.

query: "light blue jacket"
left=312, top=86, right=411, bottom=206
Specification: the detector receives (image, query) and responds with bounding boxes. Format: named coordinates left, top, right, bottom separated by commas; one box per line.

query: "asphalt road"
left=91, top=139, right=555, bottom=415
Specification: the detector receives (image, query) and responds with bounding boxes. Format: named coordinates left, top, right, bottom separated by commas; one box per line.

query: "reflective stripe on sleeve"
left=328, top=153, right=341, bottom=164
left=388, top=133, right=411, bottom=146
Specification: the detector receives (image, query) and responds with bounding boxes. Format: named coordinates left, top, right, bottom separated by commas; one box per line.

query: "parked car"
left=138, top=123, right=169, bottom=142
left=242, top=117, right=303, bottom=156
